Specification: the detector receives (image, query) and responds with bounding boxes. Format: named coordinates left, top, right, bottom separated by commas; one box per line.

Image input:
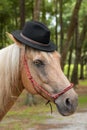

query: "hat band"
left=20, top=33, right=50, bottom=47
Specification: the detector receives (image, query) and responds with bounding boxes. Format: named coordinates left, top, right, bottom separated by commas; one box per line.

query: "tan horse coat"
left=0, top=33, right=78, bottom=120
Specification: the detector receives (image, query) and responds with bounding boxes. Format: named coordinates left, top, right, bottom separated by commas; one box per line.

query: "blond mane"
left=0, top=44, right=23, bottom=111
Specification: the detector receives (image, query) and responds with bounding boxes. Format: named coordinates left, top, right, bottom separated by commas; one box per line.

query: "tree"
left=33, top=0, right=41, bottom=21
left=0, top=0, right=10, bottom=47
left=67, top=38, right=74, bottom=79
left=61, top=0, right=83, bottom=68
left=71, top=15, right=87, bottom=84
left=42, top=0, right=46, bottom=24
left=71, top=14, right=79, bottom=85
left=59, top=0, right=64, bottom=53
left=54, top=0, right=58, bottom=50
left=19, top=0, right=25, bottom=29
left=0, top=0, right=87, bottom=85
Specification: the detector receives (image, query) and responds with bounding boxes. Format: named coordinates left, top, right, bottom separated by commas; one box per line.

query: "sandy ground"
left=29, top=111, right=87, bottom=130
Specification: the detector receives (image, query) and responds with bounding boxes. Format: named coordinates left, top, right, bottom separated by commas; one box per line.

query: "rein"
left=23, top=54, right=73, bottom=102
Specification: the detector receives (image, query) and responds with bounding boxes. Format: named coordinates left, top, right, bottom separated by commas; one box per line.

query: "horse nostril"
left=65, top=98, right=72, bottom=109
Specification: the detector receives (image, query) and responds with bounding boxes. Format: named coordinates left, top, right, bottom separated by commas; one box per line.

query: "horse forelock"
left=0, top=44, right=22, bottom=111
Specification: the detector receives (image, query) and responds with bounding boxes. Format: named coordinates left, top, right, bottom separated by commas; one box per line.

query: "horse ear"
left=6, top=32, right=24, bottom=48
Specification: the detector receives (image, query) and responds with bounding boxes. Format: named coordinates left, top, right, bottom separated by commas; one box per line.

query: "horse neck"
left=0, top=44, right=24, bottom=120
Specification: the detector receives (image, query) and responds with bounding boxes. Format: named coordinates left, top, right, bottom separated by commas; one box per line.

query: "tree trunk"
left=61, top=0, right=83, bottom=68
left=0, top=24, right=3, bottom=48
left=42, top=0, right=46, bottom=24
left=14, top=7, right=18, bottom=28
left=67, top=39, right=74, bottom=79
left=79, top=57, right=84, bottom=79
left=19, top=0, right=25, bottom=29
left=33, top=0, right=41, bottom=21
left=85, top=62, right=87, bottom=79
left=77, top=15, right=87, bottom=63
left=71, top=21, right=79, bottom=85
left=54, top=0, right=58, bottom=50
left=71, top=15, right=87, bottom=84
left=59, top=0, right=64, bottom=54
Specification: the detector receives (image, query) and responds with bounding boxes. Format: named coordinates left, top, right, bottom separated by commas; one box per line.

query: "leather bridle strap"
left=23, top=55, right=73, bottom=101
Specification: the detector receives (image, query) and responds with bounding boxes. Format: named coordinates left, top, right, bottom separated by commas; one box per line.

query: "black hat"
left=11, top=21, right=57, bottom=52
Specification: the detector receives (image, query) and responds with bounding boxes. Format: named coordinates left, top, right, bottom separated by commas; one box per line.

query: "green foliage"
left=0, top=0, right=86, bottom=45
left=0, top=0, right=87, bottom=81
left=83, top=39, right=87, bottom=52
left=64, top=64, right=87, bottom=79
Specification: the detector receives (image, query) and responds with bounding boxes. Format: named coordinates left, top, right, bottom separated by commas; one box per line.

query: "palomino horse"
left=0, top=33, right=78, bottom=121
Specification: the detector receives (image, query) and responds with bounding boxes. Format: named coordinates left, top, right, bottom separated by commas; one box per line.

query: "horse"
left=0, top=33, right=78, bottom=121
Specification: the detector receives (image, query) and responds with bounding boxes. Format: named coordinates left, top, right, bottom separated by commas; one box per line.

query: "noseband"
left=23, top=55, right=73, bottom=102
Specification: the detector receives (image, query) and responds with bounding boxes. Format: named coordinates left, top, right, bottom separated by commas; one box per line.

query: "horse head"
left=7, top=33, right=78, bottom=116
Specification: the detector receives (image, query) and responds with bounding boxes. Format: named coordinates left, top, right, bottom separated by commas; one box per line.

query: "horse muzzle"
left=55, top=91, right=78, bottom=116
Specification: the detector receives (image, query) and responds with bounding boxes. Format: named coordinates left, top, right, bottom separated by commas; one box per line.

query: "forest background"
left=0, top=1, right=87, bottom=129
left=0, top=0, right=87, bottom=105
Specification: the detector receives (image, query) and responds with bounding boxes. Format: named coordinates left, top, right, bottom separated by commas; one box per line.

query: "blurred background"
left=0, top=0, right=87, bottom=129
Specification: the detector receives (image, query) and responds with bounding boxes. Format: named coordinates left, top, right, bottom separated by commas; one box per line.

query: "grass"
left=78, top=95, right=87, bottom=110
left=0, top=104, right=54, bottom=130
left=78, top=95, right=87, bottom=105
left=78, top=79, right=87, bottom=105
left=78, top=80, right=87, bottom=109
left=79, top=80, right=87, bottom=86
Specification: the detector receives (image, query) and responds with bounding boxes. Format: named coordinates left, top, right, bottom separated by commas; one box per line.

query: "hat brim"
left=11, top=30, right=57, bottom=52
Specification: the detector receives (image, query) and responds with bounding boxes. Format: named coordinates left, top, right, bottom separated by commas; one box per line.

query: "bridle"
left=23, top=54, right=73, bottom=102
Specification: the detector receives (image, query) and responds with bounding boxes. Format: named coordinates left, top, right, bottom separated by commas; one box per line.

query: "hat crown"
left=22, top=21, right=50, bottom=44
left=11, top=21, right=56, bottom=52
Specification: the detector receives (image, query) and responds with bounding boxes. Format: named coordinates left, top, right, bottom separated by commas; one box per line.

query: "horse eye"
left=34, top=60, right=44, bottom=66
